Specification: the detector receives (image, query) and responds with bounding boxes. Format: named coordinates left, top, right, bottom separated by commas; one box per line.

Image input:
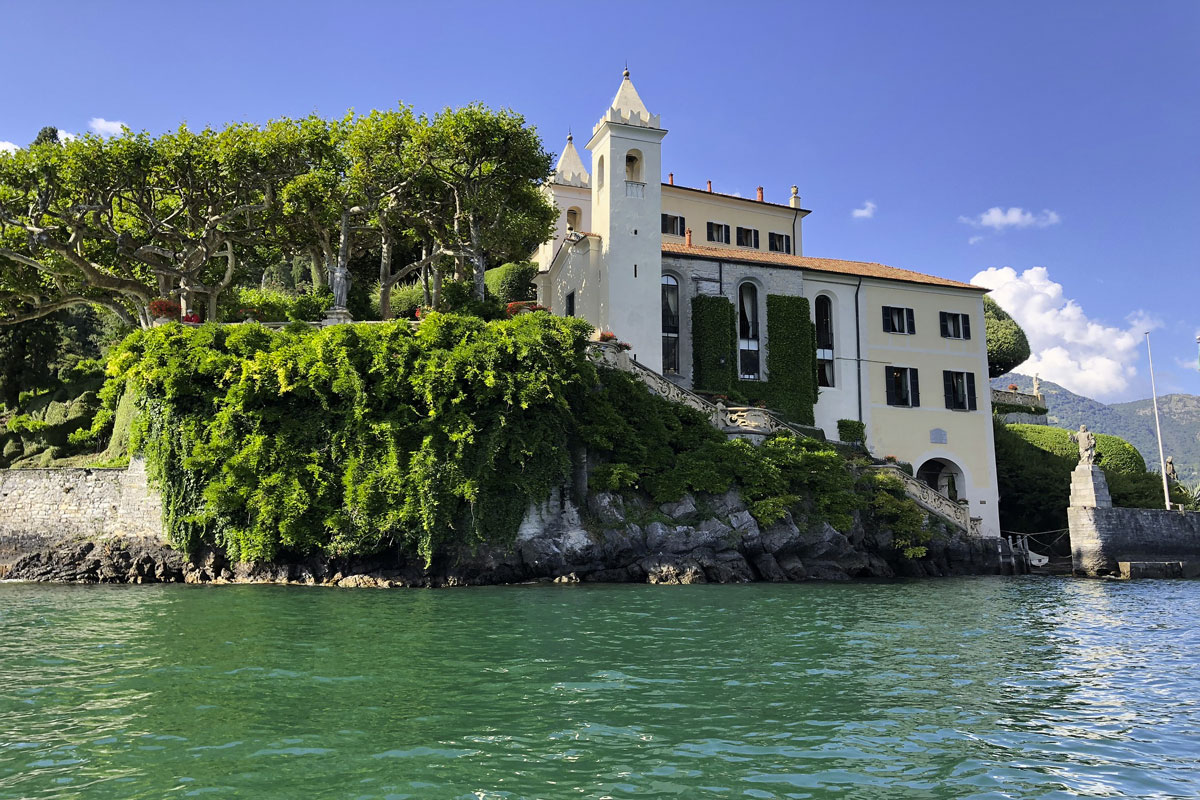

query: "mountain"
left=992, top=373, right=1200, bottom=485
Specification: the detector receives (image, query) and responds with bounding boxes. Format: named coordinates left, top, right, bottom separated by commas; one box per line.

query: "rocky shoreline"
left=1, top=488, right=1026, bottom=587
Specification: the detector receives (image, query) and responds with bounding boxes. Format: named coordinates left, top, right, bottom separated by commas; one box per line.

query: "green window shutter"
left=707, top=222, right=714, bottom=241
left=962, top=314, right=971, bottom=340
left=966, top=372, right=977, bottom=410
left=906, top=308, right=916, bottom=335
left=910, top=368, right=920, bottom=407
left=754, top=230, right=760, bottom=248
left=882, top=307, right=893, bottom=333
left=885, top=366, right=897, bottom=405
left=943, top=370, right=955, bottom=409
left=940, top=312, right=950, bottom=338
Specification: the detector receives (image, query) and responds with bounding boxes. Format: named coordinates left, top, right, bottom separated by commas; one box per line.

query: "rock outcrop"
left=3, top=488, right=1024, bottom=586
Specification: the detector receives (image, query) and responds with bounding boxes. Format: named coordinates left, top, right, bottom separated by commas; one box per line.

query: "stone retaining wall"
left=1068, top=464, right=1200, bottom=576
left=1070, top=505, right=1200, bottom=576
left=0, top=459, right=161, bottom=572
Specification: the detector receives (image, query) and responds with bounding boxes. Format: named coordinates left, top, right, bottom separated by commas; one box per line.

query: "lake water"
left=2, top=578, right=1198, bottom=799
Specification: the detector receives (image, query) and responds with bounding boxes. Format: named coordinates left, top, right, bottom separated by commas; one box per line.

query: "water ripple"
left=1, top=579, right=1199, bottom=798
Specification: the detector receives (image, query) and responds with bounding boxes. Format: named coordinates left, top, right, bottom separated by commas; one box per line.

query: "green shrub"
left=484, top=262, right=538, bottom=304
left=837, top=419, right=866, bottom=445
left=869, top=472, right=934, bottom=558
left=220, top=287, right=332, bottom=323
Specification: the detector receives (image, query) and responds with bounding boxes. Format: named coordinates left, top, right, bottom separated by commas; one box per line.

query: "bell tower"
left=586, top=69, right=667, bottom=372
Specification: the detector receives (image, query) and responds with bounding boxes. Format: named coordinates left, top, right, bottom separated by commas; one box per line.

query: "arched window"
left=662, top=275, right=680, bottom=374
left=625, top=149, right=643, bottom=181
left=738, top=283, right=760, bottom=380
left=566, top=207, right=581, bottom=231
left=816, top=295, right=834, bottom=387
left=596, top=155, right=605, bottom=189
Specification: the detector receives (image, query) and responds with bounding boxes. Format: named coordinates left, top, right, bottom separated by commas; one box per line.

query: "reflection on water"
left=1, top=578, right=1198, bottom=799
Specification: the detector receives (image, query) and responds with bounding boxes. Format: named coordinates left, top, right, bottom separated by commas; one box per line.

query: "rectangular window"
left=706, top=222, right=731, bottom=244
left=565, top=291, right=575, bottom=317
left=768, top=232, right=792, bottom=254
left=882, top=306, right=915, bottom=335
left=817, top=359, right=835, bottom=388
left=736, top=227, right=760, bottom=248
left=884, top=366, right=920, bottom=407
left=661, top=213, right=686, bottom=237
left=943, top=370, right=978, bottom=411
left=939, top=311, right=972, bottom=340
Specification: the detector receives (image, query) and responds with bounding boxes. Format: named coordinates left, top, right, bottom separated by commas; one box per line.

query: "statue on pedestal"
left=1070, top=424, right=1097, bottom=466
left=332, top=265, right=351, bottom=310
left=1166, top=456, right=1178, bottom=483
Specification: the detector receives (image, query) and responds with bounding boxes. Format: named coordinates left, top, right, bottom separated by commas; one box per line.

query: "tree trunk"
left=432, top=265, right=443, bottom=311
left=469, top=217, right=487, bottom=301
left=421, top=261, right=431, bottom=308
left=378, top=233, right=394, bottom=320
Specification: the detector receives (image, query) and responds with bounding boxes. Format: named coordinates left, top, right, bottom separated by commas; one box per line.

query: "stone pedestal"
left=322, top=308, right=353, bottom=326
left=1069, top=465, right=1111, bottom=508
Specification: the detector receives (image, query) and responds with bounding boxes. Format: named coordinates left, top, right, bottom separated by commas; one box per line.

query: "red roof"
left=661, top=242, right=984, bottom=291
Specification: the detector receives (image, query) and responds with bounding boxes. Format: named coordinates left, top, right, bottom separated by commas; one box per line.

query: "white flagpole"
left=1145, top=332, right=1170, bottom=510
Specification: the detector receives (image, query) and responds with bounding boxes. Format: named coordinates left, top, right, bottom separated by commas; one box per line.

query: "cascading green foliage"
left=80, top=312, right=929, bottom=565
left=690, top=293, right=817, bottom=425
left=90, top=314, right=594, bottom=564
left=577, top=368, right=858, bottom=527
left=690, top=295, right=736, bottom=394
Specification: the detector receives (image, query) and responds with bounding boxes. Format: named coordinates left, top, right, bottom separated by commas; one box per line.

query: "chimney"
left=685, top=227, right=692, bottom=247
left=756, top=186, right=764, bottom=202
left=668, top=172, right=674, bottom=185
left=706, top=180, right=712, bottom=192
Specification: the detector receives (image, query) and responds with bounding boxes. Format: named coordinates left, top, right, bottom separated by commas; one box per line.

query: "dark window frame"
left=661, top=213, right=686, bottom=237
left=706, top=221, right=731, bottom=244
left=736, top=227, right=760, bottom=248
left=884, top=366, right=921, bottom=407
left=882, top=305, right=916, bottom=335
left=565, top=291, right=575, bottom=317
left=942, top=370, right=978, bottom=411
left=939, top=311, right=972, bottom=340
left=768, top=232, right=792, bottom=254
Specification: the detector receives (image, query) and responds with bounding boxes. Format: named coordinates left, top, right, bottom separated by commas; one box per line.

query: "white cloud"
left=0, top=141, right=17, bottom=153
left=959, top=206, right=1060, bottom=230
left=57, top=131, right=77, bottom=142
left=852, top=200, right=876, bottom=219
left=88, top=118, right=126, bottom=137
left=971, top=266, right=1158, bottom=400
left=968, top=235, right=984, bottom=245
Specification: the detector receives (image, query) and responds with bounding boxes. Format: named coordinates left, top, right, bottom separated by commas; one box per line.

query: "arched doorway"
left=916, top=458, right=966, bottom=503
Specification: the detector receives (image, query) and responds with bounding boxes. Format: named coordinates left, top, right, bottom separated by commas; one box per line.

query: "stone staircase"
left=586, top=342, right=822, bottom=442
left=587, top=340, right=983, bottom=538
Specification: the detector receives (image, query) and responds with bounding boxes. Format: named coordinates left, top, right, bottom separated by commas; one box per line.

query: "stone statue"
left=1070, top=424, right=1097, bottom=467
left=1166, top=456, right=1178, bottom=483
left=1032, top=373, right=1041, bottom=398
left=332, top=265, right=350, bottom=310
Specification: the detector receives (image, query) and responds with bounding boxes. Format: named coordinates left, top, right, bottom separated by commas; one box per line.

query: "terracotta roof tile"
left=661, top=242, right=984, bottom=291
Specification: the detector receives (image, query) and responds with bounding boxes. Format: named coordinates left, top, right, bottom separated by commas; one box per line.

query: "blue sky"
left=3, top=1, right=1196, bottom=401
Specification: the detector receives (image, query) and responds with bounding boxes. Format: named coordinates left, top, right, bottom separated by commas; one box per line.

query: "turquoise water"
left=1, top=579, right=1198, bottom=799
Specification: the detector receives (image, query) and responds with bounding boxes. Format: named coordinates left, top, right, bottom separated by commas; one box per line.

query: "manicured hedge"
left=484, top=262, right=538, bottom=304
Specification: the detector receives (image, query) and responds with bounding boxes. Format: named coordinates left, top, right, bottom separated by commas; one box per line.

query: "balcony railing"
left=624, top=180, right=645, bottom=199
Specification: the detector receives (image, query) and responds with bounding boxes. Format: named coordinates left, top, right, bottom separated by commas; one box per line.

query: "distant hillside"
left=993, top=374, right=1200, bottom=485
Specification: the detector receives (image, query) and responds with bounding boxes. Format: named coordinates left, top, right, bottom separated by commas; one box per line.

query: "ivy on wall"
left=691, top=295, right=736, bottom=394
left=689, top=293, right=818, bottom=426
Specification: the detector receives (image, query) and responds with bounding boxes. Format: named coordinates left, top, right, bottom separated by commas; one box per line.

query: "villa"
left=533, top=70, right=1000, bottom=538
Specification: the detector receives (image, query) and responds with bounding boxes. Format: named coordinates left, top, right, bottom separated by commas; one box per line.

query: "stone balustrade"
left=990, top=388, right=1045, bottom=409
left=872, top=464, right=981, bottom=535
